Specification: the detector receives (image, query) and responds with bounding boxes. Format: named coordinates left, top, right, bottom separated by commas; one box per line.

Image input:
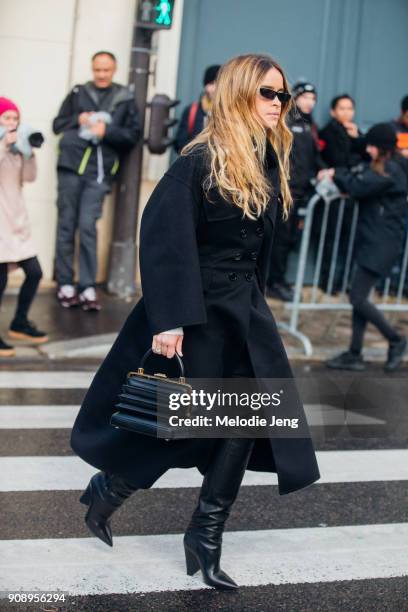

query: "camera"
left=0, top=124, right=45, bottom=158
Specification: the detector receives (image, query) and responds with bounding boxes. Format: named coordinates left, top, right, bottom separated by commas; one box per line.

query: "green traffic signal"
left=137, top=0, right=175, bottom=30
left=155, top=1, right=172, bottom=26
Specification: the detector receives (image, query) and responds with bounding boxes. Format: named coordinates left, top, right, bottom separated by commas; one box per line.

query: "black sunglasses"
left=259, top=87, right=291, bottom=104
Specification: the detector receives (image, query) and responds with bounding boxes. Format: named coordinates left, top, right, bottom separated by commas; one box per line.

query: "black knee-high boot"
left=80, top=471, right=138, bottom=547
left=183, top=437, right=255, bottom=590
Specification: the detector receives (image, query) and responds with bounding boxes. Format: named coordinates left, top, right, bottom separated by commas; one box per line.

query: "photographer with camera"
left=52, top=51, right=140, bottom=312
left=0, top=97, right=47, bottom=357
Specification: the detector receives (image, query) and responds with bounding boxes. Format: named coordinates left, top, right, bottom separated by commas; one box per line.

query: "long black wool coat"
left=70, top=142, right=320, bottom=495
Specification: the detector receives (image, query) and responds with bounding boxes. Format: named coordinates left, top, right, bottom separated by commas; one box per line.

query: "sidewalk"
left=0, top=288, right=131, bottom=364
left=0, top=288, right=407, bottom=364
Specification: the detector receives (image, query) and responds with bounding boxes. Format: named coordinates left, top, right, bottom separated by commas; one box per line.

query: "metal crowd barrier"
left=277, top=192, right=408, bottom=356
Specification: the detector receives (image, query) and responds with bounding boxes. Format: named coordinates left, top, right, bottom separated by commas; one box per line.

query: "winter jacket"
left=319, top=118, right=369, bottom=168
left=333, top=157, right=408, bottom=276
left=0, top=138, right=37, bottom=263
left=287, top=109, right=325, bottom=200
left=52, top=81, right=140, bottom=182
left=173, top=96, right=208, bottom=154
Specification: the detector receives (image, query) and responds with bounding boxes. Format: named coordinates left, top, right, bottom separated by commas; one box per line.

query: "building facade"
left=1, top=0, right=406, bottom=287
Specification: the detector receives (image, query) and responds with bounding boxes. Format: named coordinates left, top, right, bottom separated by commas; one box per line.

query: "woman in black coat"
left=70, top=54, right=320, bottom=591
left=326, top=123, right=408, bottom=372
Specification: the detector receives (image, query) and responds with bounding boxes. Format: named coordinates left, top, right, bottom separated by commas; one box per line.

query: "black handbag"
left=110, top=348, right=193, bottom=441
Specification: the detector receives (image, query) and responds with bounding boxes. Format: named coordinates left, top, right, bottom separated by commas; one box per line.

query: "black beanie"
left=292, top=81, right=317, bottom=99
left=203, top=65, right=221, bottom=86
left=365, top=122, right=397, bottom=151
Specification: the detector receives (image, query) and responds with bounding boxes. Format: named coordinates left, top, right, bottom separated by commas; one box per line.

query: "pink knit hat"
left=0, top=97, right=20, bottom=117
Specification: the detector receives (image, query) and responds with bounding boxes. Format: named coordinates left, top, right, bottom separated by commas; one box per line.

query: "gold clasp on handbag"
left=128, top=368, right=187, bottom=385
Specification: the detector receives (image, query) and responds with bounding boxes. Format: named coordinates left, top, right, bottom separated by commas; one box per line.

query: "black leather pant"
left=210, top=342, right=256, bottom=476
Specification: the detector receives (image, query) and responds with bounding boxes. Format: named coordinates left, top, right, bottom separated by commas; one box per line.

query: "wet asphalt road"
left=0, top=357, right=407, bottom=612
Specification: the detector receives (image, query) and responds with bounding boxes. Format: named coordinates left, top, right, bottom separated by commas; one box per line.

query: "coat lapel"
left=202, top=187, right=246, bottom=222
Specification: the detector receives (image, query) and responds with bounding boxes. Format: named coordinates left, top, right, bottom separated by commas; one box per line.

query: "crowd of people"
left=0, top=54, right=407, bottom=369
left=173, top=66, right=408, bottom=371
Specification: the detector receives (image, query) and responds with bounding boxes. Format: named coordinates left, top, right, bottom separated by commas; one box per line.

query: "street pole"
left=106, top=21, right=153, bottom=297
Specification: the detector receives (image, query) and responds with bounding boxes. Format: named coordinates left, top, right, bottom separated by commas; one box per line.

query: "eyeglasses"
left=259, top=87, right=292, bottom=104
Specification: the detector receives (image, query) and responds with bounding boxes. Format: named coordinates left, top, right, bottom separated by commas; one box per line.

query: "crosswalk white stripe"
left=0, top=404, right=384, bottom=429
left=1, top=458, right=265, bottom=491
left=0, top=372, right=403, bottom=601
left=1, top=523, right=407, bottom=594
left=0, top=372, right=94, bottom=389
left=0, top=371, right=391, bottom=428
left=0, top=406, right=79, bottom=429
left=0, top=449, right=407, bottom=492
left=305, top=404, right=385, bottom=426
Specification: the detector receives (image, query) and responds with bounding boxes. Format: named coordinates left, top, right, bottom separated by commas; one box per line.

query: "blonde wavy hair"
left=182, top=54, right=294, bottom=220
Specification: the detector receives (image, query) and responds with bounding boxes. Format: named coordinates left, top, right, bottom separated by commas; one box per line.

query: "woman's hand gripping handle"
left=152, top=328, right=184, bottom=359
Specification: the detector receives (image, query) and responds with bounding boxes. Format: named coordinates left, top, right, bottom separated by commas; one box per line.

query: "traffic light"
left=137, top=0, right=176, bottom=30
left=147, top=94, right=179, bottom=154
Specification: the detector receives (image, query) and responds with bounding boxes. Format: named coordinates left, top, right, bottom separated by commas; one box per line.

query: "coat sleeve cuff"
left=160, top=327, right=184, bottom=335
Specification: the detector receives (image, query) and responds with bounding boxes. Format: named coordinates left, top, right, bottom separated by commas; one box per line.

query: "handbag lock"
left=130, top=367, right=186, bottom=385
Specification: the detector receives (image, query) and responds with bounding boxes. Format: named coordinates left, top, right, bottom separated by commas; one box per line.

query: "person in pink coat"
left=0, top=97, right=47, bottom=357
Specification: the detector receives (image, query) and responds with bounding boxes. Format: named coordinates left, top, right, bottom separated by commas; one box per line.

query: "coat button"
left=240, top=228, right=247, bottom=238
left=232, top=252, right=243, bottom=261
left=249, top=251, right=258, bottom=260
left=228, top=272, right=238, bottom=281
left=255, top=226, right=264, bottom=236
left=245, top=272, right=253, bottom=282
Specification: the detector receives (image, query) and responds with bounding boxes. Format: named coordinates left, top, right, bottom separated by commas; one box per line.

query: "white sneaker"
left=59, top=284, right=75, bottom=298
left=79, top=287, right=97, bottom=301
left=78, top=287, right=101, bottom=311
left=57, top=285, right=79, bottom=308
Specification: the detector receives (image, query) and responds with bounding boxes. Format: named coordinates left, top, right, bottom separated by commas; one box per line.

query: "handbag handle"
left=139, top=347, right=185, bottom=379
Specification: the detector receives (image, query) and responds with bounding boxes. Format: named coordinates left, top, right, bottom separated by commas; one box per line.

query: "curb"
left=2, top=334, right=407, bottom=365
left=38, top=333, right=117, bottom=360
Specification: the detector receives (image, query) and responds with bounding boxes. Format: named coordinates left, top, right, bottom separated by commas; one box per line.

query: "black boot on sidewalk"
left=326, top=350, right=366, bottom=371
left=266, top=282, right=294, bottom=302
left=0, top=337, right=15, bottom=357
left=384, top=336, right=407, bottom=372
left=183, top=437, right=255, bottom=590
left=8, top=318, right=48, bottom=344
left=80, top=471, right=138, bottom=547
